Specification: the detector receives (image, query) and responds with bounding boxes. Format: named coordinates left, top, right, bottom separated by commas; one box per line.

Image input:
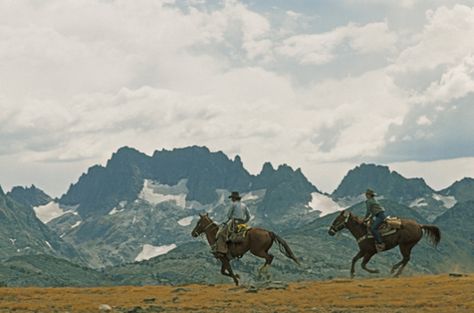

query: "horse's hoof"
left=350, top=274, right=355, bottom=279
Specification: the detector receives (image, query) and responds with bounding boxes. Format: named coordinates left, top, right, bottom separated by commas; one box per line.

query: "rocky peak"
left=8, top=185, right=52, bottom=208
left=332, top=163, right=433, bottom=200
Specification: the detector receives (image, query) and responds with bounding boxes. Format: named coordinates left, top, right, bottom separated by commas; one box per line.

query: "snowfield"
left=135, top=244, right=177, bottom=261
left=308, top=192, right=343, bottom=217
left=33, top=202, right=77, bottom=223
left=178, top=216, right=194, bottom=226
left=139, top=179, right=187, bottom=208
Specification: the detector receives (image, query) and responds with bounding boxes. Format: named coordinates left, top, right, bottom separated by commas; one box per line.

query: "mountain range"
left=0, top=146, right=472, bottom=286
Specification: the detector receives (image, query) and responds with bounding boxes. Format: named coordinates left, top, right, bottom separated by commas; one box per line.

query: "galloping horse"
left=328, top=210, right=441, bottom=278
left=191, top=213, right=299, bottom=285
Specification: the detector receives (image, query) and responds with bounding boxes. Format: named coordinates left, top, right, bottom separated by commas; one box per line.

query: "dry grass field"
left=0, top=274, right=472, bottom=313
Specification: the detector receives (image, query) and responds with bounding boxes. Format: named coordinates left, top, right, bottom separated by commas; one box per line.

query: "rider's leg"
left=371, top=212, right=385, bottom=244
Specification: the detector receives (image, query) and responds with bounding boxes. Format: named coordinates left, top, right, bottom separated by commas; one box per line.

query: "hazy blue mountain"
left=435, top=201, right=474, bottom=257
left=331, top=163, right=455, bottom=221
left=0, top=186, right=81, bottom=262
left=440, top=178, right=474, bottom=203
left=59, top=146, right=253, bottom=218
left=8, top=185, right=52, bottom=208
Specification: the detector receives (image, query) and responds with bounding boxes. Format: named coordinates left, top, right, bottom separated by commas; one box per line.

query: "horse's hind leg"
left=390, top=258, right=404, bottom=274
left=351, top=250, right=364, bottom=278
left=251, top=248, right=274, bottom=280
left=393, top=243, right=414, bottom=277
left=361, top=252, right=379, bottom=274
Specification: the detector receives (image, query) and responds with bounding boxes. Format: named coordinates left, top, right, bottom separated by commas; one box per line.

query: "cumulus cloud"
left=1, top=0, right=473, bottom=196
left=392, top=5, right=474, bottom=73
left=277, top=22, right=397, bottom=65
left=383, top=94, right=474, bottom=161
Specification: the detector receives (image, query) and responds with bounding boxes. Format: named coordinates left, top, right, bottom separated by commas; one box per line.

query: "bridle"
left=194, top=219, right=218, bottom=236
left=329, top=211, right=350, bottom=234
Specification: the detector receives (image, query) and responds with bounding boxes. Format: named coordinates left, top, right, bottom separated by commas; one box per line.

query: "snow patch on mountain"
left=45, top=241, right=53, bottom=250
left=242, top=190, right=266, bottom=202
left=33, top=202, right=78, bottom=223
left=71, top=221, right=82, bottom=229
left=139, top=179, right=187, bottom=208
left=135, top=244, right=177, bottom=261
left=410, top=198, right=428, bottom=207
left=178, top=216, right=194, bottom=226
left=432, top=193, right=456, bottom=208
left=109, top=207, right=124, bottom=215
left=308, top=192, right=343, bottom=217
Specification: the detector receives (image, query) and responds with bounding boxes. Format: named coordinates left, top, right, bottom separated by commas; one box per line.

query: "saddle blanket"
left=228, top=224, right=251, bottom=243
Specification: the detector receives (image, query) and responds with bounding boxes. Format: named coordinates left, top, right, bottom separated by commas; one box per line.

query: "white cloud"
left=421, top=54, right=474, bottom=103
left=0, top=0, right=473, bottom=197
left=393, top=5, right=474, bottom=72
left=345, top=0, right=418, bottom=9
left=417, top=115, right=432, bottom=125
left=277, top=22, right=397, bottom=65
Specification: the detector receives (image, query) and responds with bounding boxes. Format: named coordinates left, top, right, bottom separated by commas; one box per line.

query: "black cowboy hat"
left=365, top=189, right=377, bottom=196
left=228, top=191, right=241, bottom=200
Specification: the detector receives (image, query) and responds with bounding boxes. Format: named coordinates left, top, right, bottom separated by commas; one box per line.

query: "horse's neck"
left=346, top=217, right=367, bottom=239
left=205, top=224, right=218, bottom=246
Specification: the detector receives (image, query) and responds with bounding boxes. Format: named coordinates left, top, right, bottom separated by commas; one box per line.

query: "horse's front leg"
left=361, top=252, right=379, bottom=274
left=223, top=259, right=239, bottom=286
left=220, top=261, right=232, bottom=277
left=351, top=250, right=364, bottom=278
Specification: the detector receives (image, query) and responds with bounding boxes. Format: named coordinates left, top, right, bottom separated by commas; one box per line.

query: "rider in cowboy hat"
left=213, top=191, right=250, bottom=256
left=364, top=189, right=386, bottom=252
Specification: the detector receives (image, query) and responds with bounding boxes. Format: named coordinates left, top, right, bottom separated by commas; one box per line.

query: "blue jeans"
left=371, top=212, right=386, bottom=244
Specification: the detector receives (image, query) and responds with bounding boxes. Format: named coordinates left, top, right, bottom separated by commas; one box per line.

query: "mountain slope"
left=440, top=178, right=474, bottom=203
left=0, top=254, right=117, bottom=287
left=331, top=163, right=454, bottom=221
left=8, top=185, right=52, bottom=208
left=0, top=186, right=81, bottom=262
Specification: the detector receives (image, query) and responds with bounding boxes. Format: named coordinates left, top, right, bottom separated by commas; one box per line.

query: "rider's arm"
left=224, top=204, right=235, bottom=224
left=364, top=200, right=372, bottom=219
left=243, top=205, right=250, bottom=223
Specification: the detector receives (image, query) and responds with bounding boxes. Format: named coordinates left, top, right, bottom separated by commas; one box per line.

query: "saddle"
left=228, top=223, right=251, bottom=243
left=366, top=216, right=402, bottom=237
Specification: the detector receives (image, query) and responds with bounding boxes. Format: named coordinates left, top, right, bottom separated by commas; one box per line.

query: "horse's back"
left=399, top=218, right=423, bottom=241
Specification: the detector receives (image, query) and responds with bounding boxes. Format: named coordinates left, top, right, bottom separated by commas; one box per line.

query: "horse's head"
left=191, top=212, right=213, bottom=237
left=328, top=210, right=350, bottom=236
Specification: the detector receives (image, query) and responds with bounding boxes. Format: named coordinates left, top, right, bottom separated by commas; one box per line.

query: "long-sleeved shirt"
left=365, top=198, right=385, bottom=219
left=226, top=201, right=250, bottom=223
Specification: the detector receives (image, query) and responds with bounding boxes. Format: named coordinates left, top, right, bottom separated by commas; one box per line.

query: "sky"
left=1, top=0, right=474, bottom=196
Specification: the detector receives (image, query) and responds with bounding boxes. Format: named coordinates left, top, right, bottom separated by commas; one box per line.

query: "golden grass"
left=0, top=274, right=472, bottom=312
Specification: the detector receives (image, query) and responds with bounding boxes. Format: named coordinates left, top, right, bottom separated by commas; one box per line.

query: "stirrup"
left=375, top=243, right=385, bottom=252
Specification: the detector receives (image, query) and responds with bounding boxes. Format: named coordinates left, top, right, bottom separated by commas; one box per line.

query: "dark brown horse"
left=328, top=210, right=440, bottom=278
left=191, top=213, right=299, bottom=285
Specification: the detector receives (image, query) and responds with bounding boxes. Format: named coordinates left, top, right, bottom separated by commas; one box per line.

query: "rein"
left=330, top=212, right=350, bottom=232
left=201, top=221, right=218, bottom=234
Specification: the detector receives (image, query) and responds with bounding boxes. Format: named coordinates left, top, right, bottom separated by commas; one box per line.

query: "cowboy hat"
left=228, top=191, right=241, bottom=200
left=365, top=189, right=377, bottom=196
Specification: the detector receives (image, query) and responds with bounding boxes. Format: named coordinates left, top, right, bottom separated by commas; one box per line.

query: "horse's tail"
left=421, top=224, right=441, bottom=247
left=270, top=232, right=300, bottom=265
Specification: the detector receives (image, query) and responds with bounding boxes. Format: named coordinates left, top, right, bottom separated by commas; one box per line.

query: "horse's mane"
left=350, top=212, right=365, bottom=225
